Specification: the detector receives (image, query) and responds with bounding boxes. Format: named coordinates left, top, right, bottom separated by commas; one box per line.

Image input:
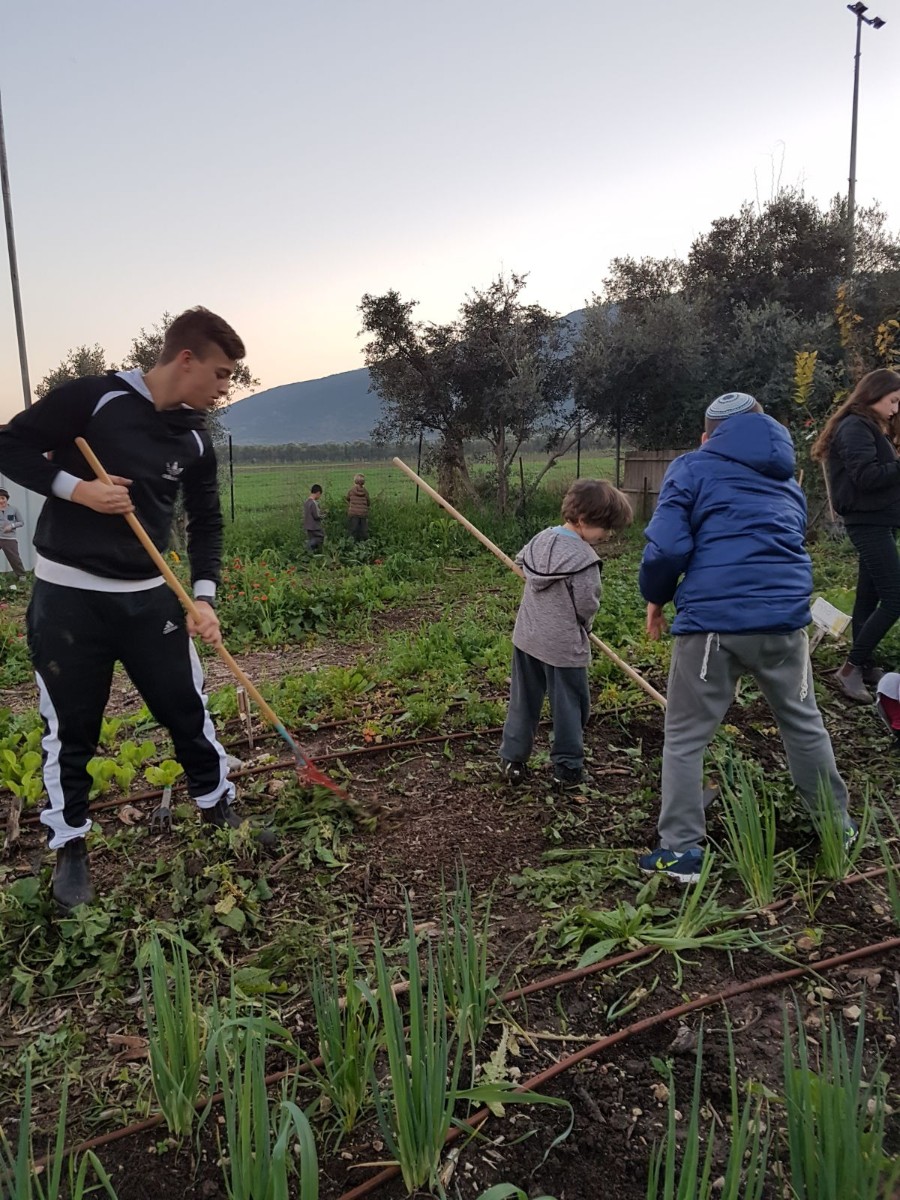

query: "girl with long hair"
left=812, top=368, right=900, bottom=701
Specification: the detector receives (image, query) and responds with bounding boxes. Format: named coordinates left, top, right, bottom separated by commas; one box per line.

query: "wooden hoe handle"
left=392, top=457, right=667, bottom=709
left=74, top=437, right=284, bottom=731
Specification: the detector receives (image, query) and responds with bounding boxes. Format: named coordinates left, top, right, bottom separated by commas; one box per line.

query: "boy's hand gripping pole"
left=74, top=437, right=349, bottom=798
left=392, top=457, right=667, bottom=709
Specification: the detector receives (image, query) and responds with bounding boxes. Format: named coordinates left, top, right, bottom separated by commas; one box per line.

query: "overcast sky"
left=0, top=0, right=897, bottom=420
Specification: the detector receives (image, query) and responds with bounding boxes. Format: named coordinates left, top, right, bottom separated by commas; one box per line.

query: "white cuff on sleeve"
left=193, top=579, right=217, bottom=600
left=52, top=471, right=83, bottom=501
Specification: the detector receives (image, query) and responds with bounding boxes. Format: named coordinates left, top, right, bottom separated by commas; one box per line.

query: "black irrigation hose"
left=11, top=695, right=662, bottom=826
left=15, top=725, right=511, bottom=825
left=37, top=874, right=900, bottom=1177
left=336, top=935, right=900, bottom=1200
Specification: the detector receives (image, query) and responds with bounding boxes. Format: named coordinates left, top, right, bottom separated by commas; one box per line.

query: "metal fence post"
left=228, top=434, right=235, bottom=522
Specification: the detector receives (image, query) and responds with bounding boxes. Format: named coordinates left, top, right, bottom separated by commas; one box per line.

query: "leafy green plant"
left=140, top=931, right=206, bottom=1137
left=86, top=757, right=120, bottom=799
left=782, top=853, right=827, bottom=919
left=646, top=1025, right=769, bottom=1200
left=475, top=1189, right=558, bottom=1200
left=370, top=896, right=560, bottom=1195
left=562, top=897, right=663, bottom=968
left=309, top=930, right=380, bottom=1138
left=437, top=869, right=499, bottom=1071
left=98, top=716, right=126, bottom=749
left=562, top=856, right=762, bottom=985
left=2, top=749, right=43, bottom=807
left=206, top=1002, right=317, bottom=1200
left=0, top=615, right=31, bottom=687
left=782, top=1000, right=899, bottom=1199
left=144, top=759, right=185, bottom=788
left=810, top=778, right=868, bottom=881
left=370, top=902, right=463, bottom=1195
left=872, top=807, right=900, bottom=927
left=0, top=1057, right=119, bottom=1199
left=716, top=752, right=778, bottom=907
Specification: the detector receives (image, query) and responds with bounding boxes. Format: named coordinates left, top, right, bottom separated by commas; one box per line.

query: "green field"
left=225, top=454, right=617, bottom=516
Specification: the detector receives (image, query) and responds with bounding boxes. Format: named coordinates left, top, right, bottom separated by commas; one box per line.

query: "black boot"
left=201, top=799, right=277, bottom=849
left=52, top=839, right=95, bottom=911
left=552, top=765, right=585, bottom=793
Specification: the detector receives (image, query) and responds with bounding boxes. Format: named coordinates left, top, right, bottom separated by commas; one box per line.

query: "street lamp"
left=846, top=2, right=886, bottom=276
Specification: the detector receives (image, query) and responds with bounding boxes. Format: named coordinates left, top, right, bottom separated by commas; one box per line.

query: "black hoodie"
left=0, top=370, right=222, bottom=585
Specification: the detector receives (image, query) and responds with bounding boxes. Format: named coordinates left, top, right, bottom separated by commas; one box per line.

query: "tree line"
left=360, top=189, right=900, bottom=507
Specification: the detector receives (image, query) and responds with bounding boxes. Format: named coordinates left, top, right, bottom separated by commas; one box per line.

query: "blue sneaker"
left=639, top=846, right=704, bottom=884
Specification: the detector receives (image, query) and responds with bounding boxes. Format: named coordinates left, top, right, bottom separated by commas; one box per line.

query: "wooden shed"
left=621, top=449, right=690, bottom=520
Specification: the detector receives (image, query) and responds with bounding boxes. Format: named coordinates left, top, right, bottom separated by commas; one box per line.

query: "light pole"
left=846, top=2, right=885, bottom=277
left=0, top=88, right=32, bottom=409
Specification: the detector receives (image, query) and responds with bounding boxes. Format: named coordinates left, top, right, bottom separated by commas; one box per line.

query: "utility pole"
left=0, top=87, right=32, bottom=408
left=846, top=3, right=886, bottom=278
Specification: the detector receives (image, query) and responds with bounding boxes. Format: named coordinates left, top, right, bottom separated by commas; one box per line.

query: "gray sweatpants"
left=659, top=630, right=849, bottom=852
left=499, top=647, right=590, bottom=773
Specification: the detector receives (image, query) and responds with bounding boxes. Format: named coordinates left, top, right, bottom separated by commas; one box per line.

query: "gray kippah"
left=705, top=392, right=757, bottom=420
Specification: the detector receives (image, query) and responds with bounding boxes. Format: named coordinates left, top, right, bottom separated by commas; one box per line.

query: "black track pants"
left=26, top=580, right=233, bottom=848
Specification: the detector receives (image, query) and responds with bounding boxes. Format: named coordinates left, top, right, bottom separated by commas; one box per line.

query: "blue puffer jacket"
left=639, top=413, right=812, bottom=634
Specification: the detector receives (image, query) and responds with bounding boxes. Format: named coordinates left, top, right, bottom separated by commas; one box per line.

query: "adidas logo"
left=162, top=619, right=179, bottom=635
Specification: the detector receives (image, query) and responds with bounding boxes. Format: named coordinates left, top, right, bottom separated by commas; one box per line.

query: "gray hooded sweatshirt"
left=512, top=526, right=602, bottom=668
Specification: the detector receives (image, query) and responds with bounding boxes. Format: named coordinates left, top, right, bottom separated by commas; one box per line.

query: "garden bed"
left=2, top=533, right=900, bottom=1199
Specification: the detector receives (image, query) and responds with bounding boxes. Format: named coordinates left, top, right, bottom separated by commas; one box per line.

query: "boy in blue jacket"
left=638, top=392, right=852, bottom=882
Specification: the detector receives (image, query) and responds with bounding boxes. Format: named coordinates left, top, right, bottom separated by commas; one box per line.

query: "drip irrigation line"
left=12, top=698, right=663, bottom=828
left=38, top=1051, right=326, bottom=1166
left=16, top=725, right=510, bottom=824
left=496, top=862, right=897, bottom=1006
left=37, top=867, right=900, bottom=1175
left=25, top=941, right=695, bottom=1167
left=335, top=934, right=900, bottom=1200
left=500, top=946, right=656, bottom=1002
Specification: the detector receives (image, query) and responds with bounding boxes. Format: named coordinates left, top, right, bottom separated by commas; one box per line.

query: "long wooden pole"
left=74, top=437, right=348, bottom=795
left=392, top=457, right=667, bottom=708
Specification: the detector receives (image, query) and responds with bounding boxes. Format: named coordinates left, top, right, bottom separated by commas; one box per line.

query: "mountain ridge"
left=221, top=309, right=586, bottom=445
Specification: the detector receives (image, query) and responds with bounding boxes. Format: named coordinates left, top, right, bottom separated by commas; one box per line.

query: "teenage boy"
left=499, top=478, right=633, bottom=789
left=638, top=392, right=853, bottom=882
left=0, top=487, right=26, bottom=582
left=304, top=484, right=325, bottom=552
left=0, top=307, right=268, bottom=911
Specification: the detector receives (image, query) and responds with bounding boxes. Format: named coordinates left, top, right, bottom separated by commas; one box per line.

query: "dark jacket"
left=827, top=413, right=900, bottom=526
left=639, top=412, right=812, bottom=635
left=303, top=496, right=323, bottom=533
left=0, top=370, right=222, bottom=585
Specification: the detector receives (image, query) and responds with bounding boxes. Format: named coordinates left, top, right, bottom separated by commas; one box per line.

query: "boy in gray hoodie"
left=500, top=479, right=633, bottom=788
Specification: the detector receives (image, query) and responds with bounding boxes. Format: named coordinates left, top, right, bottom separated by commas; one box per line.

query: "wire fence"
left=219, top=437, right=619, bottom=522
